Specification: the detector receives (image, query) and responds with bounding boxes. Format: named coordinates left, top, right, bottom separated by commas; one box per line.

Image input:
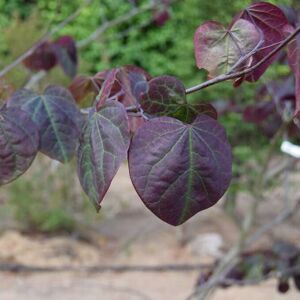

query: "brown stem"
left=186, top=26, right=300, bottom=95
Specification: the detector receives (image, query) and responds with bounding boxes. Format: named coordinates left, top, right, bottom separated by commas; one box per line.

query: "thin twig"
left=185, top=26, right=300, bottom=95
left=0, top=262, right=210, bottom=273
left=246, top=198, right=300, bottom=246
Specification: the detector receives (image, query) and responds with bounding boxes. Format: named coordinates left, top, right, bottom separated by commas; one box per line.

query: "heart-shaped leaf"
left=194, top=19, right=260, bottom=77
left=238, top=2, right=289, bottom=82
left=128, top=115, right=232, bottom=225
left=23, top=41, right=57, bottom=71
left=140, top=75, right=217, bottom=122
left=96, top=66, right=151, bottom=132
left=77, top=100, right=130, bottom=210
left=0, top=107, right=39, bottom=185
left=8, top=85, right=83, bottom=163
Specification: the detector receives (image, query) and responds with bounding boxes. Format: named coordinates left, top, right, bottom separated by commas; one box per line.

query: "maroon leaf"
left=140, top=75, right=217, bottom=122
left=23, top=41, right=57, bottom=71
left=243, top=101, right=275, bottom=124
left=77, top=100, right=130, bottom=210
left=96, top=65, right=151, bottom=132
left=8, top=86, right=83, bottom=163
left=194, top=19, right=260, bottom=78
left=238, top=2, right=289, bottom=82
left=186, top=103, right=218, bottom=121
left=0, top=107, right=39, bottom=185
left=125, top=65, right=151, bottom=100
left=128, top=115, right=232, bottom=225
left=53, top=36, right=77, bottom=78
left=286, top=25, right=300, bottom=115
left=68, top=75, right=98, bottom=103
left=96, top=68, right=122, bottom=108
left=97, top=66, right=151, bottom=109
left=68, top=70, right=108, bottom=103
left=140, top=75, right=186, bottom=115
left=153, top=10, right=170, bottom=27
left=243, top=78, right=298, bottom=137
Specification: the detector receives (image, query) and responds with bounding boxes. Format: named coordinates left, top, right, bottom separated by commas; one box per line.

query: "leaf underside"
left=194, top=19, right=260, bottom=77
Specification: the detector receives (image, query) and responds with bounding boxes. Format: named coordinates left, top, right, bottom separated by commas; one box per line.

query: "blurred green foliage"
left=0, top=0, right=292, bottom=92
left=0, top=0, right=296, bottom=232
left=5, top=155, right=95, bottom=233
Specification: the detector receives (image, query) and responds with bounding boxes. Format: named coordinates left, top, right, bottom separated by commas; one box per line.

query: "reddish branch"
left=185, top=26, right=300, bottom=95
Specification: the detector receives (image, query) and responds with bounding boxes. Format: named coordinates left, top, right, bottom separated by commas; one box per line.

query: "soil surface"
left=0, top=164, right=300, bottom=300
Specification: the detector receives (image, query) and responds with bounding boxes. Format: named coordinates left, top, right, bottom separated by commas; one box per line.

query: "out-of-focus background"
left=1, top=0, right=300, bottom=299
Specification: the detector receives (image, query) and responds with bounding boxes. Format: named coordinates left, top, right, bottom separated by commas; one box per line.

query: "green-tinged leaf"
left=194, top=19, right=260, bottom=77
left=8, top=85, right=83, bottom=163
left=77, top=100, right=130, bottom=210
left=140, top=75, right=217, bottom=122
left=0, top=107, right=39, bottom=185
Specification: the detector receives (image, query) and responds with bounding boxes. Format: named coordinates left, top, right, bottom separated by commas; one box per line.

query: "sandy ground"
left=0, top=163, right=299, bottom=300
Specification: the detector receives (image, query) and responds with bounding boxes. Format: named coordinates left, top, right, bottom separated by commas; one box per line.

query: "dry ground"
left=0, top=163, right=300, bottom=300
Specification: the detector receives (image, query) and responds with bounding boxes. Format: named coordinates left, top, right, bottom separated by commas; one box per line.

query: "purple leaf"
left=194, top=19, right=260, bottom=78
left=68, top=71, right=108, bottom=103
left=23, top=41, right=57, bottom=71
left=96, top=68, right=124, bottom=108
left=243, top=101, right=275, bottom=124
left=153, top=9, right=170, bottom=27
left=286, top=25, right=300, bottom=115
left=8, top=86, right=83, bottom=163
left=97, top=66, right=151, bottom=109
left=238, top=2, right=289, bottom=82
left=53, top=36, right=77, bottom=78
left=77, top=100, right=130, bottom=211
left=0, top=107, right=39, bottom=185
left=128, top=115, right=232, bottom=225
left=96, top=65, right=151, bottom=132
left=140, top=75, right=217, bottom=122
left=125, top=65, right=151, bottom=101
left=140, top=75, right=186, bottom=115
left=243, top=78, right=298, bottom=137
